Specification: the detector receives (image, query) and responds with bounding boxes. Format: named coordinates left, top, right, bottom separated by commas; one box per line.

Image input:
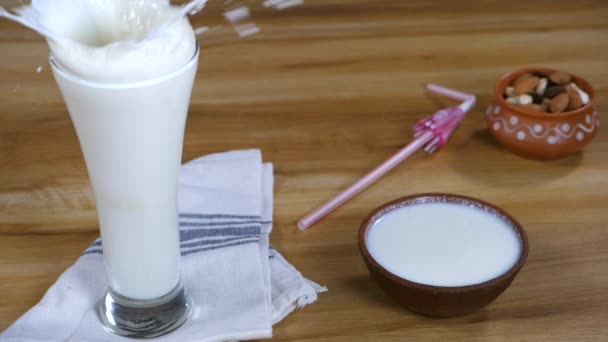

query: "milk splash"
left=1, top=0, right=303, bottom=81
left=1, top=0, right=206, bottom=82
left=1, top=0, right=303, bottom=42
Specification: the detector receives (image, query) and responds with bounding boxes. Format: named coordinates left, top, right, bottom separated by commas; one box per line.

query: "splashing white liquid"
left=2, top=0, right=305, bottom=77
left=5, top=0, right=206, bottom=82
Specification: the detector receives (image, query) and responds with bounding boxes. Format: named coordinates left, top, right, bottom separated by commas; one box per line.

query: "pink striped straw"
left=297, top=84, right=475, bottom=230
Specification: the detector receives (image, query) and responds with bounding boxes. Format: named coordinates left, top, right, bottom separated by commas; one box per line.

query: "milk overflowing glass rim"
left=50, top=41, right=199, bottom=89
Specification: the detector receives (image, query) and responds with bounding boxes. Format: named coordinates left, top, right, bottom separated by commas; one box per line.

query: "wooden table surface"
left=1, top=1, right=607, bottom=340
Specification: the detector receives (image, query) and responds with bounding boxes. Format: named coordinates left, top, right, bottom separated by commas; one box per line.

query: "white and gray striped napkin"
left=1, top=149, right=326, bottom=342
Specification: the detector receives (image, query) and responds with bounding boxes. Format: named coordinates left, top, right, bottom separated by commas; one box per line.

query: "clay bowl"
left=358, top=193, right=529, bottom=317
left=487, top=67, right=598, bottom=160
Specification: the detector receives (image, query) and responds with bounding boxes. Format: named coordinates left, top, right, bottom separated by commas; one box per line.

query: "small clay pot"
left=487, top=67, right=598, bottom=160
left=358, top=193, right=529, bottom=318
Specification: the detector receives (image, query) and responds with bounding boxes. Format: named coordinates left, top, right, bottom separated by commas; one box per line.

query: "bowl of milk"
left=358, top=193, right=529, bottom=317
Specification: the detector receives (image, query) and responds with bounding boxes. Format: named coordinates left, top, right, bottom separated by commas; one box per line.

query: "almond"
left=565, top=84, right=583, bottom=110
left=513, top=73, right=533, bottom=86
left=544, top=86, right=566, bottom=99
left=550, top=93, right=569, bottom=113
left=549, top=71, right=572, bottom=85
left=521, top=104, right=542, bottom=112
left=541, top=99, right=551, bottom=112
left=514, top=75, right=540, bottom=95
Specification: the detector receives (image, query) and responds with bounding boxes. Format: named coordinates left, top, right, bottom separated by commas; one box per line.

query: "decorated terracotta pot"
left=487, top=67, right=598, bottom=160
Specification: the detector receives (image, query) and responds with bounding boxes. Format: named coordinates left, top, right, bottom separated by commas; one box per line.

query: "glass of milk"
left=43, top=1, right=200, bottom=337
left=51, top=48, right=198, bottom=337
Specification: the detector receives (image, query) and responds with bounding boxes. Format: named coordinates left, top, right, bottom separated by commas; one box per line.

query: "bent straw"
left=297, top=84, right=475, bottom=231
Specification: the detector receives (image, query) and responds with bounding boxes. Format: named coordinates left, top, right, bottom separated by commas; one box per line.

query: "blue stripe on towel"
left=179, top=213, right=261, bottom=220
left=181, top=239, right=259, bottom=256
left=180, top=220, right=263, bottom=227
left=180, top=235, right=259, bottom=249
left=180, top=226, right=261, bottom=241
left=82, top=214, right=268, bottom=257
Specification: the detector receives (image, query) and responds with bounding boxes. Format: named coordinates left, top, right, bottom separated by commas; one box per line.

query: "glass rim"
left=49, top=41, right=199, bottom=89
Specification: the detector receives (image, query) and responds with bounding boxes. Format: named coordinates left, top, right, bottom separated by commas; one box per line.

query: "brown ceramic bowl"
left=487, top=67, right=598, bottom=160
left=358, top=193, right=529, bottom=317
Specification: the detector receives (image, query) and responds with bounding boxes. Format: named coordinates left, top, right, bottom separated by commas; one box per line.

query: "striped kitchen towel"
left=1, top=149, right=326, bottom=342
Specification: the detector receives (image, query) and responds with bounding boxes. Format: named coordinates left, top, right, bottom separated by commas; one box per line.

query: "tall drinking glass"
left=50, top=45, right=199, bottom=338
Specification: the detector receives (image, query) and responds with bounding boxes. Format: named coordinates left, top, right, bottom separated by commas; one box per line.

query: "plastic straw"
left=297, top=84, right=475, bottom=230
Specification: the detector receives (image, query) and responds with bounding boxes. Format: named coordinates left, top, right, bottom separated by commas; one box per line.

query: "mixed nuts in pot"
left=504, top=70, right=590, bottom=113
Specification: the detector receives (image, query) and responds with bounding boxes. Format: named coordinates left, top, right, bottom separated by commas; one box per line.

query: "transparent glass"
left=50, top=45, right=199, bottom=338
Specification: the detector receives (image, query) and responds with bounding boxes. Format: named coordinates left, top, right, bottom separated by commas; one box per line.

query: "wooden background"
left=1, top=0, right=607, bottom=340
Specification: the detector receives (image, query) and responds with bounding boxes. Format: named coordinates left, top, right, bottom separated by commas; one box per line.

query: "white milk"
left=367, top=202, right=522, bottom=287
left=24, top=0, right=198, bottom=82
left=44, top=0, right=198, bottom=300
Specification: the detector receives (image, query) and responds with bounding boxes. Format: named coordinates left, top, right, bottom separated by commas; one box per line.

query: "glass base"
left=97, top=282, right=191, bottom=338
